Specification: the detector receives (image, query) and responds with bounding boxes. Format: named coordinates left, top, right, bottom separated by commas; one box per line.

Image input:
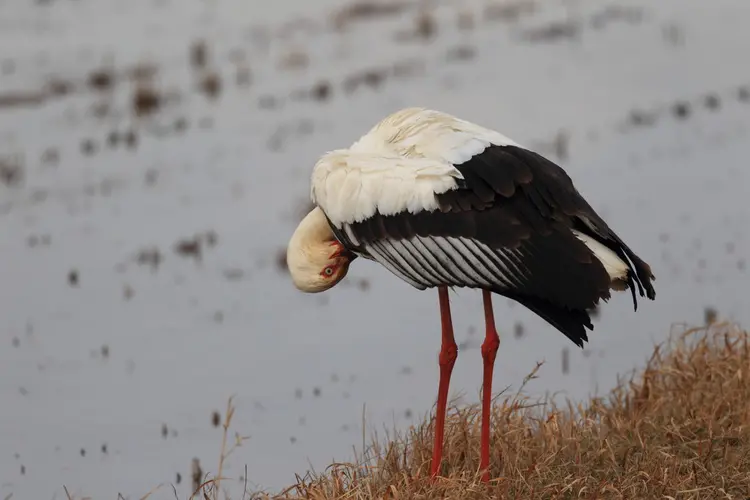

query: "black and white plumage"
left=288, top=107, right=656, bottom=481
left=299, top=107, right=655, bottom=347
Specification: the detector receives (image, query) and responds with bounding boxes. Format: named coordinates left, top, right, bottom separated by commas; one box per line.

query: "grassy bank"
left=188, top=323, right=750, bottom=500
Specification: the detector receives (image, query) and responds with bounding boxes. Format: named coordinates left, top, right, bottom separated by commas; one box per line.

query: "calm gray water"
left=2, top=0, right=749, bottom=497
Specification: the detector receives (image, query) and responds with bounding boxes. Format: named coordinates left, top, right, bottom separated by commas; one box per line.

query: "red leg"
left=430, top=286, right=457, bottom=479
left=480, top=290, right=500, bottom=482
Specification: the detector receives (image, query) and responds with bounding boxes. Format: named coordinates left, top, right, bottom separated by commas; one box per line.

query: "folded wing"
left=311, top=108, right=655, bottom=346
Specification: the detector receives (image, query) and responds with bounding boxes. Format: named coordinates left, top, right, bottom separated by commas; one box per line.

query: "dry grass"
left=190, top=396, right=251, bottom=500
left=264, top=323, right=750, bottom=500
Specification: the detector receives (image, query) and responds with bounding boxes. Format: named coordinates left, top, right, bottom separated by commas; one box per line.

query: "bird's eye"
left=324, top=267, right=334, bottom=276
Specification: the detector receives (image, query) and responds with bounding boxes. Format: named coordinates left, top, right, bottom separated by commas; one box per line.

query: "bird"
left=286, top=107, right=655, bottom=482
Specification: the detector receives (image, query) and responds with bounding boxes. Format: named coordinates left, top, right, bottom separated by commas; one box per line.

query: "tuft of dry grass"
left=190, top=396, right=251, bottom=500
left=268, top=323, right=750, bottom=499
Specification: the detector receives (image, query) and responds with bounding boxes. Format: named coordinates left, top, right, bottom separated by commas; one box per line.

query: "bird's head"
left=287, top=206, right=353, bottom=293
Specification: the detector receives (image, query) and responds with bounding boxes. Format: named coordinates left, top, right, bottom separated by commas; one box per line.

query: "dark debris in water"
left=124, top=129, right=138, bottom=149
left=342, top=69, right=387, bottom=94
left=81, top=138, right=98, bottom=156
left=392, top=58, right=425, bottom=79
left=703, top=94, right=720, bottom=111
left=107, top=131, right=120, bottom=148
left=213, top=311, right=224, bottom=323
left=628, top=109, right=658, bottom=128
left=222, top=268, right=245, bottom=281
left=136, top=247, right=163, bottom=271
left=662, top=22, right=685, bottom=47
left=395, top=11, right=437, bottom=42
left=415, top=11, right=436, bottom=40
left=332, top=0, right=410, bottom=30
left=456, top=10, right=475, bottom=31
left=483, top=1, right=535, bottom=23
left=91, top=100, right=111, bottom=119
left=0, top=155, right=24, bottom=187
left=191, top=458, right=203, bottom=492
left=174, top=117, right=188, bottom=133
left=173, top=231, right=218, bottom=261
left=174, top=237, right=202, bottom=260
left=128, top=61, right=158, bottom=83
left=522, top=20, right=580, bottom=43
left=278, top=49, right=309, bottom=71
left=41, top=147, right=60, bottom=166
left=236, top=64, right=252, bottom=86
left=672, top=101, right=691, bottom=120
left=276, top=247, right=289, bottom=274
left=0, top=89, right=46, bottom=109
left=88, top=68, right=115, bottom=92
left=704, top=307, right=718, bottom=325
left=268, top=119, right=315, bottom=152
left=46, top=78, right=75, bottom=97
left=133, top=85, right=162, bottom=117
left=144, top=168, right=158, bottom=186
left=68, top=269, right=79, bottom=287
left=590, top=6, right=644, bottom=30
left=310, top=80, right=332, bottom=101
left=205, top=230, right=218, bottom=247
left=199, top=72, right=222, bottom=100
left=357, top=278, right=371, bottom=291
left=445, top=45, right=476, bottom=62
left=190, top=39, right=209, bottom=69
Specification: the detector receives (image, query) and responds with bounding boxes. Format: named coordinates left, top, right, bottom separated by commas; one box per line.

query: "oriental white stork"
left=287, top=107, right=655, bottom=482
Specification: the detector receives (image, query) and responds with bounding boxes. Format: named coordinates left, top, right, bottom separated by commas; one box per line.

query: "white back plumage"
left=311, top=108, right=520, bottom=227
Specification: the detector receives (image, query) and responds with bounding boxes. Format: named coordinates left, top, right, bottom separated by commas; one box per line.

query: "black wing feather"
left=327, top=145, right=655, bottom=347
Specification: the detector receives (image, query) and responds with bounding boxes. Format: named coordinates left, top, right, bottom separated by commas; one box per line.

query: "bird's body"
left=288, top=107, right=655, bottom=481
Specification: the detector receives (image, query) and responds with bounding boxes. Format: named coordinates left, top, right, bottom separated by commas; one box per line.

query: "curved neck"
left=292, top=206, right=334, bottom=249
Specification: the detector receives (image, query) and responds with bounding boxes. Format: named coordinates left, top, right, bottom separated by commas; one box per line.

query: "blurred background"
left=1, top=0, right=749, bottom=497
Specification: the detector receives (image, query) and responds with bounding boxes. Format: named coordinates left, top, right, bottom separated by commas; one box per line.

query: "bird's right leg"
left=430, top=286, right=457, bottom=479
left=479, top=290, right=500, bottom=482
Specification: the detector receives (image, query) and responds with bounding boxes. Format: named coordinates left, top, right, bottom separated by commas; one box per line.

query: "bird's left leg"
left=479, top=289, right=500, bottom=482
left=430, top=286, right=457, bottom=479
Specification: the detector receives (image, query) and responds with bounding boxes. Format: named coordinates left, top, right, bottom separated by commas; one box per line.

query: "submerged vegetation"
left=190, top=323, right=750, bottom=499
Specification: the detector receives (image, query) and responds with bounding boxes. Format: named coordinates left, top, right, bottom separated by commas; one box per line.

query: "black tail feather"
left=620, top=246, right=656, bottom=300
left=503, top=292, right=594, bottom=348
